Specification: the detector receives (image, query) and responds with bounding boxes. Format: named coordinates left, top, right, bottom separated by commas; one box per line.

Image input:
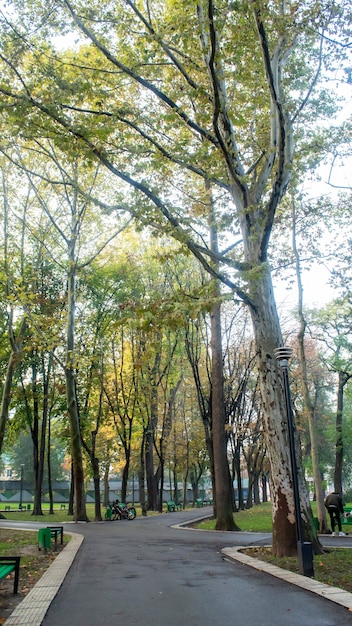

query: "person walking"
left=325, top=491, right=346, bottom=536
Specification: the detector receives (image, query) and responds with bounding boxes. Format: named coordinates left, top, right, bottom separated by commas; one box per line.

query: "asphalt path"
left=3, top=508, right=352, bottom=625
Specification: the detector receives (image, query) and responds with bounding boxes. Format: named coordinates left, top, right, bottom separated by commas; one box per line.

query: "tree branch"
left=61, top=0, right=218, bottom=146
left=253, top=3, right=293, bottom=260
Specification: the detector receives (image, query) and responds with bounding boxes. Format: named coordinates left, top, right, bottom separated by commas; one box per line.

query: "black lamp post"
left=19, top=464, right=24, bottom=511
left=274, top=346, right=314, bottom=578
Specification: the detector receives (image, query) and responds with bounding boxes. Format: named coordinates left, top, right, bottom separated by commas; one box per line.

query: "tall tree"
left=0, top=0, right=349, bottom=551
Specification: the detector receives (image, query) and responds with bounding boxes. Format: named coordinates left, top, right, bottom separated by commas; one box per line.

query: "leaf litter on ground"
left=0, top=529, right=69, bottom=623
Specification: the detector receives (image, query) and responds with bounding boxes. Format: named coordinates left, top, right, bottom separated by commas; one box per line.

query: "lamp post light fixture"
left=19, top=464, right=24, bottom=511
left=274, top=346, right=314, bottom=578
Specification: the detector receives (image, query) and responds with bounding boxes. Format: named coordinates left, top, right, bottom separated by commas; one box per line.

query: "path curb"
left=222, top=546, right=352, bottom=611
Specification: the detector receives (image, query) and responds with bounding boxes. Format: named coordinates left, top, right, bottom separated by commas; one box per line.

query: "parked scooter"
left=105, top=500, right=136, bottom=521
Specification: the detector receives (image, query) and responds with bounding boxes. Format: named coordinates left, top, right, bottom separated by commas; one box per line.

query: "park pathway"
left=33, top=508, right=352, bottom=626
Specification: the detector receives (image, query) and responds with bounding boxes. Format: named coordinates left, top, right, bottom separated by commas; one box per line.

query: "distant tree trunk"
left=173, top=467, right=178, bottom=504
left=183, top=440, right=190, bottom=509
left=139, top=427, right=147, bottom=516
left=234, top=443, right=244, bottom=511
left=334, top=371, right=351, bottom=494
left=121, top=455, right=130, bottom=504
left=28, top=354, right=41, bottom=515
left=208, top=197, right=237, bottom=531
left=145, top=423, right=158, bottom=510
left=66, top=258, right=88, bottom=522
left=83, top=423, right=103, bottom=521
left=0, top=178, right=27, bottom=455
left=211, top=296, right=237, bottom=530
left=190, top=465, right=203, bottom=505
left=156, top=379, right=181, bottom=512
left=293, top=198, right=328, bottom=534
left=81, top=346, right=105, bottom=521
left=103, top=466, right=109, bottom=507
left=68, top=462, right=74, bottom=516
left=92, top=455, right=102, bottom=521
left=185, top=320, right=215, bottom=506
left=262, top=474, right=268, bottom=502
left=32, top=352, right=53, bottom=516
left=145, top=343, right=161, bottom=511
left=253, top=473, right=261, bottom=505
left=246, top=472, right=253, bottom=509
left=158, top=456, right=164, bottom=512
left=47, top=413, right=54, bottom=515
left=0, top=317, right=27, bottom=455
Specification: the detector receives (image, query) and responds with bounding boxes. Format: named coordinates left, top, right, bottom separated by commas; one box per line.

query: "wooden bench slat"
left=0, top=565, right=15, bottom=577
left=0, top=557, right=20, bottom=593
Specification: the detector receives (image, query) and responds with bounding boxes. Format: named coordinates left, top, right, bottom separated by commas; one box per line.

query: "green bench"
left=47, top=526, right=64, bottom=548
left=38, top=526, right=64, bottom=550
left=196, top=498, right=213, bottom=508
left=166, top=501, right=182, bottom=512
left=342, top=507, right=352, bottom=525
left=0, top=557, right=21, bottom=594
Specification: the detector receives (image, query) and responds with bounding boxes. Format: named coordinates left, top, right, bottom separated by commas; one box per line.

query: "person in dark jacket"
left=325, top=491, right=346, bottom=536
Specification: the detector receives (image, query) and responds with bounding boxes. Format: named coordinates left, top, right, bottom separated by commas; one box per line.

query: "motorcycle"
left=105, top=502, right=136, bottom=521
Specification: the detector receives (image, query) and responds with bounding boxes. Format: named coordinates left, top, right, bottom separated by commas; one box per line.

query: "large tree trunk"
left=249, top=267, right=318, bottom=555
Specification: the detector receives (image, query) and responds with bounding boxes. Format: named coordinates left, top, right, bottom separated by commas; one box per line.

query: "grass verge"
left=0, top=529, right=70, bottom=623
left=195, top=501, right=352, bottom=594
left=241, top=546, right=352, bottom=594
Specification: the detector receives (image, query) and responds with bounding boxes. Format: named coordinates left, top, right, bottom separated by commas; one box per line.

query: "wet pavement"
left=2, top=508, right=352, bottom=625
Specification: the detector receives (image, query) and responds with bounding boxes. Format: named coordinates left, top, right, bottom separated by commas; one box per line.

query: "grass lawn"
left=196, top=502, right=273, bottom=532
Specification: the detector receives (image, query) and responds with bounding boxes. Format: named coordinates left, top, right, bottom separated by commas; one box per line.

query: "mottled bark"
left=249, top=267, right=317, bottom=555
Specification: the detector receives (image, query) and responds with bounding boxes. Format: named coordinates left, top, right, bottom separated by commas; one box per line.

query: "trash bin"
left=27, top=504, right=31, bottom=510
left=105, top=507, right=112, bottom=521
left=38, top=528, right=51, bottom=551
left=167, top=501, right=176, bottom=512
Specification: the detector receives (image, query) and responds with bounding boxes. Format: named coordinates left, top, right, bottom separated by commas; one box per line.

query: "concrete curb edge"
left=221, top=546, right=352, bottom=612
